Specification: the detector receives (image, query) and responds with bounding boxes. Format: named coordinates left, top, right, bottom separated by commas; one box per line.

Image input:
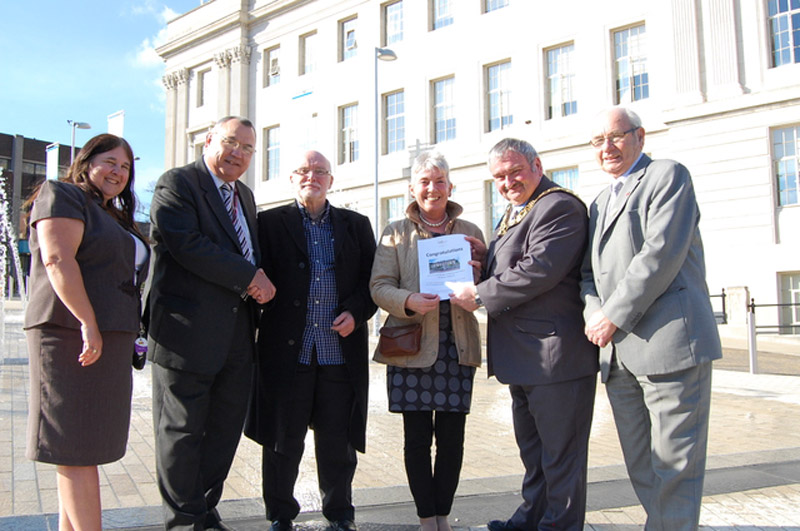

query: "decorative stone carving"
left=162, top=68, right=190, bottom=89
left=214, top=45, right=253, bottom=69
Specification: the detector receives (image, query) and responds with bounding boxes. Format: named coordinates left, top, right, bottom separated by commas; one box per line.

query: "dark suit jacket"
left=25, top=180, right=148, bottom=333
left=244, top=202, right=376, bottom=453
left=145, top=158, right=260, bottom=375
left=580, top=155, right=722, bottom=379
left=476, top=177, right=598, bottom=386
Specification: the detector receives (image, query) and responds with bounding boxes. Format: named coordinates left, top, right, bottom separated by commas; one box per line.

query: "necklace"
left=419, top=212, right=448, bottom=227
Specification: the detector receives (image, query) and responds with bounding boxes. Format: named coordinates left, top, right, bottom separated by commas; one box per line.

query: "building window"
left=545, top=43, right=577, bottom=119
left=779, top=272, right=800, bottom=334
left=384, top=1, right=403, bottom=46
left=773, top=125, right=800, bottom=206
left=614, top=24, right=648, bottom=104
left=487, top=181, right=506, bottom=232
left=301, top=112, right=319, bottom=153
left=769, top=0, right=800, bottom=67
left=486, top=61, right=512, bottom=132
left=196, top=68, right=210, bottom=107
left=340, top=103, right=359, bottom=164
left=384, top=91, right=405, bottom=154
left=432, top=0, right=453, bottom=29
left=300, top=31, right=317, bottom=75
left=340, top=17, right=358, bottom=62
left=264, top=126, right=280, bottom=181
left=551, top=167, right=578, bottom=190
left=485, top=0, right=509, bottom=13
left=432, top=77, right=456, bottom=143
left=384, top=195, right=406, bottom=228
left=264, top=46, right=280, bottom=87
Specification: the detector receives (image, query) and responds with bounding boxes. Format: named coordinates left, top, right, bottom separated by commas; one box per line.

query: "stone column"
left=214, top=44, right=252, bottom=119
left=174, top=68, right=190, bottom=166
left=214, top=51, right=232, bottom=117
left=162, top=72, right=179, bottom=170
left=702, top=0, right=744, bottom=98
left=671, top=0, right=705, bottom=105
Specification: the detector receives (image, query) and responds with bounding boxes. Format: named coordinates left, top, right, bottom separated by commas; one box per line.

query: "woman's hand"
left=405, top=293, right=440, bottom=315
left=79, top=322, right=103, bottom=366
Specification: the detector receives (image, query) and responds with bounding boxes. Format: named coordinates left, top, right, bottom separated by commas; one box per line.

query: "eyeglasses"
left=589, top=127, right=639, bottom=148
left=293, top=167, right=331, bottom=178
left=219, top=136, right=256, bottom=155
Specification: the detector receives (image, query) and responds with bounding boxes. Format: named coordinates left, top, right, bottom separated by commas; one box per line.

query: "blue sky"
left=1, top=0, right=201, bottom=219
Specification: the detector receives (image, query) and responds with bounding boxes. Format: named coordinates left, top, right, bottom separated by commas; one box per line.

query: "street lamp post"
left=373, top=47, right=397, bottom=241
left=373, top=47, right=397, bottom=335
left=67, top=119, right=91, bottom=164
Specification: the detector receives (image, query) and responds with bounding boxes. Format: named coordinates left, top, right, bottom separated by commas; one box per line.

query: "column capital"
left=214, top=45, right=252, bottom=68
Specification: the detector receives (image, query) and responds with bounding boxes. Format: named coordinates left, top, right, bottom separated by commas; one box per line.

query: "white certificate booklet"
left=417, top=234, right=474, bottom=300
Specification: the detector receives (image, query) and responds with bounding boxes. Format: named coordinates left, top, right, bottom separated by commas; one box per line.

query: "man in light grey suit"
left=580, top=107, right=722, bottom=530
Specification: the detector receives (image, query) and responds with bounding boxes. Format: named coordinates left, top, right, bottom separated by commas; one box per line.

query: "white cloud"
left=135, top=27, right=169, bottom=68
left=129, top=2, right=181, bottom=68
left=160, top=6, right=179, bottom=24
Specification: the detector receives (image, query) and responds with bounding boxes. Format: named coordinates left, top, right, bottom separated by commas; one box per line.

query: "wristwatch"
left=474, top=293, right=484, bottom=308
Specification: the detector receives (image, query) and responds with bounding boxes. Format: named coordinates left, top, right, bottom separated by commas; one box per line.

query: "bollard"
left=746, top=298, right=758, bottom=374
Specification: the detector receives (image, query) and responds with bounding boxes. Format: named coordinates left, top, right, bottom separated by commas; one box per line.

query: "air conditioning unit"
left=269, top=57, right=280, bottom=76
left=345, top=31, right=357, bottom=51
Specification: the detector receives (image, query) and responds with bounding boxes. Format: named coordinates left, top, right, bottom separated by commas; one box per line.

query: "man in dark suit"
left=450, top=138, right=598, bottom=530
left=147, top=116, right=275, bottom=530
left=244, top=150, right=376, bottom=531
left=581, top=107, right=722, bottom=530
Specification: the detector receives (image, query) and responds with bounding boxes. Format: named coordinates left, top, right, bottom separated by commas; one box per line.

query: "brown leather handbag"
left=378, top=323, right=422, bottom=357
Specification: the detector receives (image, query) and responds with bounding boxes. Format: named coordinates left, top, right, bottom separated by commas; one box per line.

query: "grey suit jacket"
left=145, top=158, right=260, bottom=375
left=580, top=155, right=722, bottom=380
left=25, top=180, right=147, bottom=333
left=477, top=177, right=598, bottom=386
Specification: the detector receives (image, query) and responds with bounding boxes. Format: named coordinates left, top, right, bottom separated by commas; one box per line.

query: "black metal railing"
left=710, top=288, right=727, bottom=325
left=748, top=298, right=800, bottom=335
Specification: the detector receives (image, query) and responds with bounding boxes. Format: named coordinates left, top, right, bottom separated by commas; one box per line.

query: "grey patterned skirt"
left=387, top=301, right=475, bottom=413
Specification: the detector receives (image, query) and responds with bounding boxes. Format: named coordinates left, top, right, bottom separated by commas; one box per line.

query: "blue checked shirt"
left=297, top=201, right=344, bottom=365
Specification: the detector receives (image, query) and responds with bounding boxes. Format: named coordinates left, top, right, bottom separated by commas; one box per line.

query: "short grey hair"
left=213, top=115, right=256, bottom=134
left=602, top=106, right=642, bottom=130
left=488, top=138, right=539, bottom=168
left=412, top=151, right=450, bottom=182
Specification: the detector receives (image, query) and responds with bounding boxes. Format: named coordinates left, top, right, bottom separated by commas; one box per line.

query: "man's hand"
left=584, top=310, right=618, bottom=347
left=464, top=235, right=487, bottom=269
left=448, top=282, right=479, bottom=312
left=405, top=293, right=440, bottom=315
left=247, top=268, right=276, bottom=304
left=331, top=311, right=356, bottom=337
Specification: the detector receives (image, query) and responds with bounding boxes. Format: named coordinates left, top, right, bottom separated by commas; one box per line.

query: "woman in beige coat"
left=370, top=151, right=484, bottom=531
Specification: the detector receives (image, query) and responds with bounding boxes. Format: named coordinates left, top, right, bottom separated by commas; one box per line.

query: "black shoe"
left=487, top=520, right=521, bottom=531
left=270, top=520, right=293, bottom=531
left=204, top=509, right=234, bottom=530
left=328, top=520, right=357, bottom=531
left=204, top=520, right=235, bottom=531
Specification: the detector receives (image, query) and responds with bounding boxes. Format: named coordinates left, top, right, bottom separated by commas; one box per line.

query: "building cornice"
left=156, top=11, right=244, bottom=60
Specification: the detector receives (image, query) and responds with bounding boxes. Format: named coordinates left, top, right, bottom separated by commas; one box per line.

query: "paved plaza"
left=1, top=302, right=799, bottom=530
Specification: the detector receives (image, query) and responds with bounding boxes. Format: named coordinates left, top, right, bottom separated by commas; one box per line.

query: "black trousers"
left=152, top=306, right=254, bottom=530
left=262, top=358, right=356, bottom=522
left=402, top=410, right=467, bottom=518
left=508, top=374, right=596, bottom=530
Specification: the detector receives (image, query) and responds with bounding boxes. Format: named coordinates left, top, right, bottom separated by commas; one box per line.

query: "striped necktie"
left=220, top=183, right=254, bottom=264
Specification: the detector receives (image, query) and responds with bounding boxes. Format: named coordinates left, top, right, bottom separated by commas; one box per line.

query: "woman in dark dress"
left=24, top=134, right=148, bottom=531
left=370, top=151, right=485, bottom=531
